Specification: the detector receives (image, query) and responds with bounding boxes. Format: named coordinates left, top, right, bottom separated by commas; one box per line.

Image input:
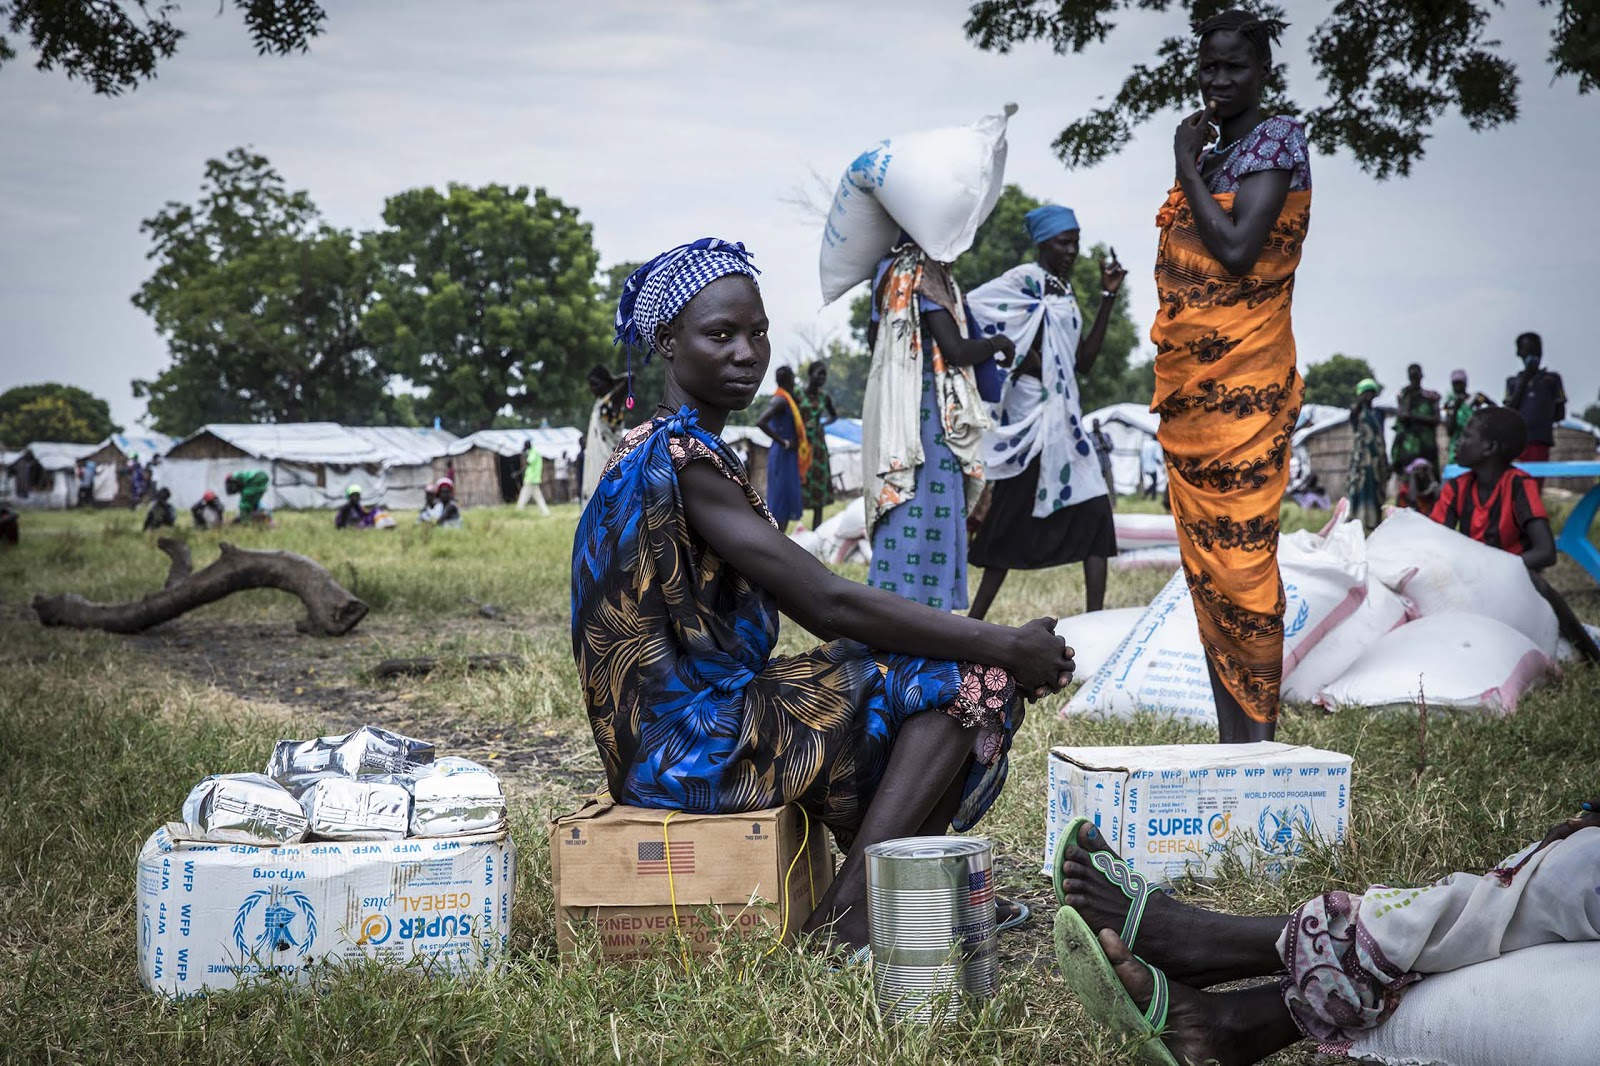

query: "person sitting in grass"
left=334, top=485, right=372, bottom=529
left=419, top=477, right=462, bottom=528
left=191, top=490, right=225, bottom=529
left=0, top=503, right=17, bottom=547
left=1048, top=802, right=1600, bottom=1065
left=1431, top=406, right=1599, bottom=663
left=224, top=470, right=271, bottom=524
left=571, top=238, right=1074, bottom=959
left=142, top=487, right=177, bottom=531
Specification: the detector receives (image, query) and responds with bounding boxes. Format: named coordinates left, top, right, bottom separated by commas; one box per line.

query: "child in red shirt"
left=1431, top=407, right=1597, bottom=661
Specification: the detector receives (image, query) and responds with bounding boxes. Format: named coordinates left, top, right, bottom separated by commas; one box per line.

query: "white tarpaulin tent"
left=445, top=427, right=582, bottom=507
left=161, top=423, right=458, bottom=511
left=1081, top=403, right=1163, bottom=496
left=5, top=442, right=99, bottom=508
left=86, top=432, right=176, bottom=504
left=721, top=418, right=864, bottom=497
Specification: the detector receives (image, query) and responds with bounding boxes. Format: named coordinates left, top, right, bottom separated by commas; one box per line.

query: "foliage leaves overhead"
left=0, top=383, right=120, bottom=448
left=365, top=185, right=609, bottom=434
left=0, top=0, right=326, bottom=96
left=964, top=1, right=1595, bottom=179
left=1302, top=352, right=1376, bottom=409
left=131, top=148, right=396, bottom=436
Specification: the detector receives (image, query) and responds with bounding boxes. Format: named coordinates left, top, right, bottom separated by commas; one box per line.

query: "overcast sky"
left=2, top=0, right=1595, bottom=431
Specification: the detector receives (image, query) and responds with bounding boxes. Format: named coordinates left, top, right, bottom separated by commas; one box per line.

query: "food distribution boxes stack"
left=551, top=798, right=832, bottom=961
left=137, top=726, right=515, bottom=997
left=1042, top=742, right=1352, bottom=885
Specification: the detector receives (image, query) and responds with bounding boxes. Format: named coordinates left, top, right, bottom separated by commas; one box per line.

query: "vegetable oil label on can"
left=865, top=836, right=997, bottom=1024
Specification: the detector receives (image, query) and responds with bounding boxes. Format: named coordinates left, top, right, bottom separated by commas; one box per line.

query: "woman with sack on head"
left=571, top=239, right=1073, bottom=956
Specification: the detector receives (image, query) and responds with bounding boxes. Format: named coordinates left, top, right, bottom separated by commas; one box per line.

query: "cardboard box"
left=136, top=824, right=515, bottom=997
left=551, top=800, right=832, bottom=960
left=1042, top=742, right=1351, bottom=885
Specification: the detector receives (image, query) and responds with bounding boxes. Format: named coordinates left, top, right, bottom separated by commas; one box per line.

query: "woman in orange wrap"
left=1152, top=10, right=1310, bottom=741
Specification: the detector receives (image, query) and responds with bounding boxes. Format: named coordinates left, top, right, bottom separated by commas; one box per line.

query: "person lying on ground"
left=1050, top=801, right=1600, bottom=1066
left=191, top=491, right=225, bottom=530
left=1430, top=406, right=1600, bottom=663
left=572, top=238, right=1074, bottom=957
left=419, top=478, right=462, bottom=527
left=224, top=470, right=271, bottom=524
left=142, top=487, right=177, bottom=531
left=334, top=485, right=372, bottom=529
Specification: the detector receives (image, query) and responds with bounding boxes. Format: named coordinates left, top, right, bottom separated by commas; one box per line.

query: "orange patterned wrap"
left=1150, top=185, right=1310, bottom=723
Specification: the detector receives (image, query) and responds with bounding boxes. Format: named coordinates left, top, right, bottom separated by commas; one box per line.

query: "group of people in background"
left=1346, top=335, right=1567, bottom=533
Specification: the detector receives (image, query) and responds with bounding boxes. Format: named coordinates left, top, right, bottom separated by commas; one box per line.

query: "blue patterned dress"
left=571, top=410, right=1020, bottom=846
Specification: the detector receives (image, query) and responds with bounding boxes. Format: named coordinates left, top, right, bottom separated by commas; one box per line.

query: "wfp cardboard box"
left=551, top=800, right=832, bottom=960
left=1042, top=742, right=1351, bottom=885
left=136, top=824, right=515, bottom=997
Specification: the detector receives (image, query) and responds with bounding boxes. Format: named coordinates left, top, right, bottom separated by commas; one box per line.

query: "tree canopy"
left=1302, top=353, right=1376, bottom=408
left=0, top=383, right=120, bottom=448
left=132, top=149, right=397, bottom=436
left=0, top=0, right=326, bottom=95
left=364, top=184, right=610, bottom=433
left=964, top=1, right=1597, bottom=179
left=846, top=184, right=1152, bottom=411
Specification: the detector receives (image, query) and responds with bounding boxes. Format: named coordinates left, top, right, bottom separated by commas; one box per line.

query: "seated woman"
left=1050, top=803, right=1600, bottom=1065
left=571, top=238, right=1074, bottom=955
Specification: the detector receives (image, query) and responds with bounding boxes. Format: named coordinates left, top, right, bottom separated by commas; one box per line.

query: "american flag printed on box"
left=636, top=839, right=695, bottom=876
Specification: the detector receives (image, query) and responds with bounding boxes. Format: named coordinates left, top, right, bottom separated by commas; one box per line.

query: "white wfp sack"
left=1282, top=579, right=1411, bottom=703
left=1316, top=613, right=1557, bottom=714
left=1365, top=507, right=1560, bottom=655
left=1068, top=524, right=1366, bottom=722
left=1054, top=608, right=1144, bottom=680
left=1334, top=941, right=1600, bottom=1066
left=819, top=105, right=1015, bottom=304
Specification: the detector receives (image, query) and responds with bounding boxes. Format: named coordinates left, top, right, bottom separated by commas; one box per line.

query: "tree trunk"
left=32, top=541, right=368, bottom=636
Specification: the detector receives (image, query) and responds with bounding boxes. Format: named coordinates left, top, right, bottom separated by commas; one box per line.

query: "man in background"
left=1504, top=332, right=1566, bottom=482
left=517, top=441, right=549, bottom=515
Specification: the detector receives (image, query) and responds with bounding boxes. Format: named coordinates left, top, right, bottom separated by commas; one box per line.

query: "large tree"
left=0, top=0, right=325, bottom=95
left=964, top=1, right=1597, bottom=179
left=1302, top=353, right=1376, bottom=408
left=0, top=383, right=119, bottom=447
left=132, top=149, right=394, bottom=435
left=847, top=184, right=1145, bottom=411
left=364, top=185, right=609, bottom=434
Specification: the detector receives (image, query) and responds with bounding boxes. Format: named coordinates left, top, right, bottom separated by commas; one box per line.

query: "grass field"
left=0, top=499, right=1595, bottom=1065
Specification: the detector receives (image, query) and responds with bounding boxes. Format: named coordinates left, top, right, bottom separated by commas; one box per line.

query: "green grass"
left=0, top=502, right=1596, bottom=1064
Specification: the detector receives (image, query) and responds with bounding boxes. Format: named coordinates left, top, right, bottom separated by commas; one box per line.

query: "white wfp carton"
left=1041, top=742, right=1351, bottom=885
left=136, top=825, right=515, bottom=997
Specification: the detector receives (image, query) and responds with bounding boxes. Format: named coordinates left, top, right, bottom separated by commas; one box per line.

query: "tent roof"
left=171, top=423, right=458, bottom=466
left=721, top=420, right=862, bottom=452
left=1292, top=404, right=1352, bottom=444
left=1082, top=403, right=1159, bottom=436
left=16, top=441, right=99, bottom=470
left=98, top=431, right=176, bottom=459
left=448, top=427, right=582, bottom=459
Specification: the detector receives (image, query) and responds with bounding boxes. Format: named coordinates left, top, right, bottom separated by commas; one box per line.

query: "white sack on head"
left=1365, top=508, right=1559, bottom=654
left=819, top=105, right=1015, bottom=304
left=1053, top=608, right=1145, bottom=681
left=1315, top=612, right=1557, bottom=714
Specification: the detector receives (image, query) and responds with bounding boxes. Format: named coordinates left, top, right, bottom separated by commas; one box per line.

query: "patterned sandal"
left=1053, top=903, right=1177, bottom=1066
left=1052, top=815, right=1158, bottom=954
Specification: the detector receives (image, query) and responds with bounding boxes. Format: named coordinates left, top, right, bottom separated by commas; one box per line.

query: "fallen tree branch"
left=372, top=654, right=526, bottom=679
left=32, top=542, right=368, bottom=636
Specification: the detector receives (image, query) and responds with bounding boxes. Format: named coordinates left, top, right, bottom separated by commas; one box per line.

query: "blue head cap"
left=1024, top=205, right=1079, bottom=245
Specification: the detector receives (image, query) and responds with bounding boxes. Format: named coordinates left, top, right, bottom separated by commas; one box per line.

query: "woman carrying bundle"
left=572, top=238, right=1073, bottom=953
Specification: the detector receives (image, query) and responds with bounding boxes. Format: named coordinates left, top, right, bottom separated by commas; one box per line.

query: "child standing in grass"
left=1430, top=406, right=1599, bottom=662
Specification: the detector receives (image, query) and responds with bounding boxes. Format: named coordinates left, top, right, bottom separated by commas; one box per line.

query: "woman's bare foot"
left=1099, top=929, right=1302, bottom=1066
left=1059, top=823, right=1289, bottom=987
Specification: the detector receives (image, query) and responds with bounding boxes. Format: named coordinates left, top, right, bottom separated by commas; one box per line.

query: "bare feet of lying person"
left=1055, top=818, right=1289, bottom=987
left=1098, top=929, right=1301, bottom=1066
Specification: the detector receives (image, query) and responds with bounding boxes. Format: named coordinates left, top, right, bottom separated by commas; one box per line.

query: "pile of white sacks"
left=791, top=497, right=873, bottom=567
left=1060, top=504, right=1586, bottom=721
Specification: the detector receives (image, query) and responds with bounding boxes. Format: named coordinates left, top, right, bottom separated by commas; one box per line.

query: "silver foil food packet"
left=300, top=776, right=411, bottom=840
left=268, top=726, right=434, bottom=795
left=408, top=757, right=506, bottom=837
left=181, top=772, right=308, bottom=846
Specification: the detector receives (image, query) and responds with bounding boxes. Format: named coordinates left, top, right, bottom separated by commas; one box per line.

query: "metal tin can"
left=865, top=836, right=998, bottom=1023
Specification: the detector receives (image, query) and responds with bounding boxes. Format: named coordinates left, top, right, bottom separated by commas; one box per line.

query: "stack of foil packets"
left=178, top=726, right=507, bottom=846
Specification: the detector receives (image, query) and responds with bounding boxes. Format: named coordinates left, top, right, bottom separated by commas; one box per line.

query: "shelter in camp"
left=1081, top=403, right=1164, bottom=496
left=81, top=432, right=175, bottom=505
left=3, top=442, right=99, bottom=508
left=720, top=419, right=864, bottom=502
left=444, top=427, right=581, bottom=508
left=0, top=451, right=19, bottom=500
left=161, top=423, right=457, bottom=511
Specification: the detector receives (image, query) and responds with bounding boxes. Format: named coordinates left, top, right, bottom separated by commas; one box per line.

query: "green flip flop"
left=1053, top=904, right=1177, bottom=1066
left=1052, top=815, right=1159, bottom=953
